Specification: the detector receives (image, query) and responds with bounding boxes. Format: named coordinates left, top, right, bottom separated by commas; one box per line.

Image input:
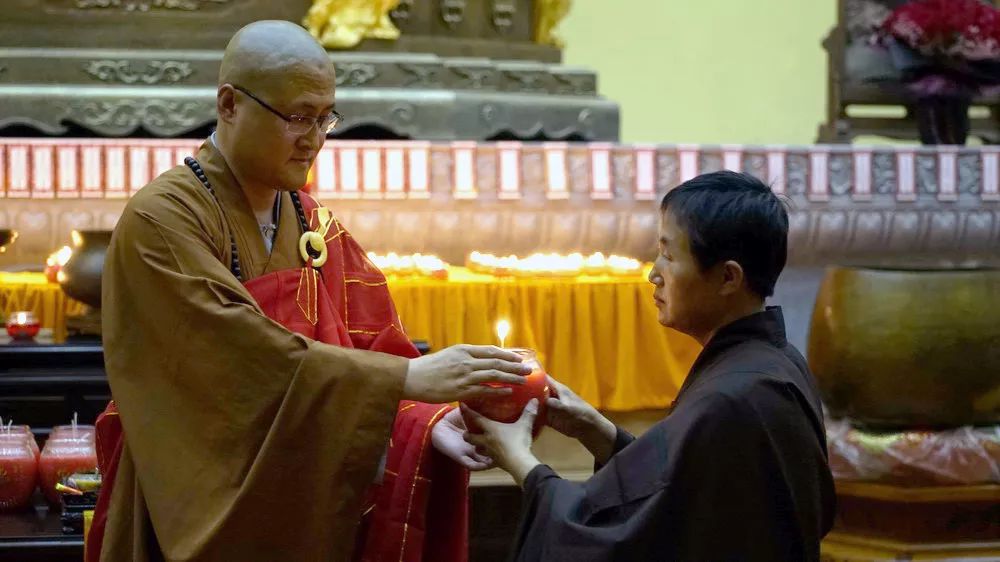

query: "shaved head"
left=219, top=20, right=333, bottom=93
left=214, top=20, right=337, bottom=195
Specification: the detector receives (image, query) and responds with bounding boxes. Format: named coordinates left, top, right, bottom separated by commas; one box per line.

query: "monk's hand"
left=404, top=345, right=530, bottom=404
left=461, top=400, right=541, bottom=487
left=431, top=408, right=494, bottom=471
left=545, top=376, right=617, bottom=464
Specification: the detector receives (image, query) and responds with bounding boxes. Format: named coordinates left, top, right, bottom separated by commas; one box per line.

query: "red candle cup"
left=38, top=437, right=98, bottom=506
left=461, top=348, right=551, bottom=438
left=6, top=311, right=40, bottom=340
left=50, top=425, right=95, bottom=442
left=5, top=426, right=40, bottom=461
left=44, top=264, right=61, bottom=284
left=0, top=435, right=38, bottom=512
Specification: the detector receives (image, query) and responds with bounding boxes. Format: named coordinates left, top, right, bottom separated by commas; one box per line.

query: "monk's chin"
left=275, top=174, right=309, bottom=191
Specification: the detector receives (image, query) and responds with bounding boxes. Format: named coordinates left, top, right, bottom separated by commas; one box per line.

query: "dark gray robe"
left=512, top=307, right=835, bottom=562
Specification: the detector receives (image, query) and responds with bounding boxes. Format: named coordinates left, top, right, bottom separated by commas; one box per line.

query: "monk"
left=465, top=171, right=836, bottom=561
left=87, top=20, right=529, bottom=562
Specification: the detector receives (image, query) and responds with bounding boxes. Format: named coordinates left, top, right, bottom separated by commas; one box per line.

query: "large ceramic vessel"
left=58, top=230, right=112, bottom=309
left=809, top=266, right=1000, bottom=429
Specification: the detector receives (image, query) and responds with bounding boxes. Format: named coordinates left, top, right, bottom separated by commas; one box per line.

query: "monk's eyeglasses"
left=232, top=85, right=342, bottom=135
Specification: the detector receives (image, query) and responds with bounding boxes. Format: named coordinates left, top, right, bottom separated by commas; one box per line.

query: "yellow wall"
left=560, top=1, right=837, bottom=145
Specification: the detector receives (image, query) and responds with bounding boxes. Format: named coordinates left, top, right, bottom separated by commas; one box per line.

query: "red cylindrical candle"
left=38, top=436, right=98, bottom=506
left=6, top=311, right=40, bottom=340
left=461, top=348, right=551, bottom=438
left=0, top=434, right=38, bottom=512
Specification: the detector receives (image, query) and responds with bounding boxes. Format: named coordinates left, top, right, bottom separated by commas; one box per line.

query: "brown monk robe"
left=93, top=20, right=526, bottom=562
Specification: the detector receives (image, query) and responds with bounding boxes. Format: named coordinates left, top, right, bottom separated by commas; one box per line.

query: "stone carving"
left=6, top=143, right=996, bottom=269
left=852, top=211, right=885, bottom=251
left=586, top=212, right=621, bottom=250
left=888, top=211, right=921, bottom=250
left=927, top=211, right=960, bottom=250
left=551, top=71, right=595, bottom=95
left=65, top=100, right=213, bottom=135
left=440, top=0, right=466, bottom=28
left=503, top=69, right=547, bottom=92
left=475, top=151, right=497, bottom=194
left=491, top=0, right=516, bottom=34
left=786, top=153, right=809, bottom=196
left=964, top=211, right=995, bottom=248
left=743, top=152, right=768, bottom=180
left=534, top=0, right=572, bottom=47
left=335, top=63, right=379, bottom=87
left=916, top=154, right=937, bottom=194
left=786, top=212, right=812, bottom=257
left=612, top=152, right=634, bottom=198
left=430, top=148, right=453, bottom=193
left=100, top=212, right=122, bottom=231
left=567, top=150, right=589, bottom=194
left=398, top=63, right=440, bottom=88
left=390, top=103, right=416, bottom=124
left=829, top=154, right=852, bottom=196
left=816, top=211, right=850, bottom=251
left=71, top=0, right=229, bottom=10
left=480, top=103, right=499, bottom=125
left=958, top=154, right=982, bottom=194
left=450, top=66, right=496, bottom=89
left=522, top=150, right=545, bottom=194
left=304, top=0, right=401, bottom=49
left=656, top=152, right=680, bottom=194
left=873, top=153, right=897, bottom=195
left=83, top=60, right=193, bottom=85
left=389, top=0, right=414, bottom=24
left=576, top=108, right=595, bottom=134
left=698, top=153, right=723, bottom=175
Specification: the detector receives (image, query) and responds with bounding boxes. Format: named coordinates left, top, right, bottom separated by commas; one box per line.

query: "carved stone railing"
left=1, top=139, right=998, bottom=268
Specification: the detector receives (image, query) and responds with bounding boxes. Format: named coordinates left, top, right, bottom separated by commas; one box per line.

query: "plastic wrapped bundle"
left=827, top=419, right=1000, bottom=486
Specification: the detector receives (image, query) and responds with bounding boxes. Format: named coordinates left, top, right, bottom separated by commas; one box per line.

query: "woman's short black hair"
left=660, top=170, right=788, bottom=298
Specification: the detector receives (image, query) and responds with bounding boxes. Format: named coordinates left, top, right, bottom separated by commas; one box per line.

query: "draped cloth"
left=87, top=141, right=466, bottom=562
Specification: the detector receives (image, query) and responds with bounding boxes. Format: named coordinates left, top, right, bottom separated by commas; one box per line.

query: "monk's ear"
left=217, top=84, right=237, bottom=123
left=719, top=260, right=745, bottom=296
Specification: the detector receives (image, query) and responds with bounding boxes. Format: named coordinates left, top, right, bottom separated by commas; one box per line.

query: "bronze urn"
left=808, top=266, right=1000, bottom=429
left=0, top=229, right=17, bottom=254
left=58, top=230, right=113, bottom=335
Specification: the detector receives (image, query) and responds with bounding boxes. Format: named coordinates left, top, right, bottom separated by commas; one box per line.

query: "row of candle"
left=0, top=421, right=98, bottom=511
left=468, top=251, right=645, bottom=277
left=365, top=251, right=647, bottom=278
left=366, top=252, right=449, bottom=279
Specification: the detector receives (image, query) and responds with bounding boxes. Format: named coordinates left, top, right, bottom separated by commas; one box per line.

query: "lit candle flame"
left=47, top=245, right=73, bottom=267
left=16, top=312, right=27, bottom=325
left=496, top=319, right=511, bottom=349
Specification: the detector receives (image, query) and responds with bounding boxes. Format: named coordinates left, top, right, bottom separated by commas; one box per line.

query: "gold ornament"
left=303, top=0, right=402, bottom=50
left=299, top=231, right=329, bottom=267
left=534, top=0, right=571, bottom=48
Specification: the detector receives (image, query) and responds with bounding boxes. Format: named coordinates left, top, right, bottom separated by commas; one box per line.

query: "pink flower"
left=880, top=0, right=1000, bottom=60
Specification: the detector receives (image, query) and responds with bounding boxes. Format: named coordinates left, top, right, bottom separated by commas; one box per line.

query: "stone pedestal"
left=0, top=0, right=618, bottom=141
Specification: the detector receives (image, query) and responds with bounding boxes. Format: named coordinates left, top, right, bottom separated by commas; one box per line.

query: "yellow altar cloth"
left=388, top=268, right=701, bottom=411
left=0, top=272, right=86, bottom=343
left=0, top=269, right=700, bottom=410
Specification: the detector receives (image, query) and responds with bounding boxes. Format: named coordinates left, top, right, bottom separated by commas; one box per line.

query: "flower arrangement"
left=871, top=0, right=1000, bottom=144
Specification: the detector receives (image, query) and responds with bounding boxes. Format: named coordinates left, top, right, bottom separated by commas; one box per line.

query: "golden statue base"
left=821, top=482, right=1000, bottom=561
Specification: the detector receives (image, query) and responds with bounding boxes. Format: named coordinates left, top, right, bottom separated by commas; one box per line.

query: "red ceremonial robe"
left=88, top=191, right=467, bottom=562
